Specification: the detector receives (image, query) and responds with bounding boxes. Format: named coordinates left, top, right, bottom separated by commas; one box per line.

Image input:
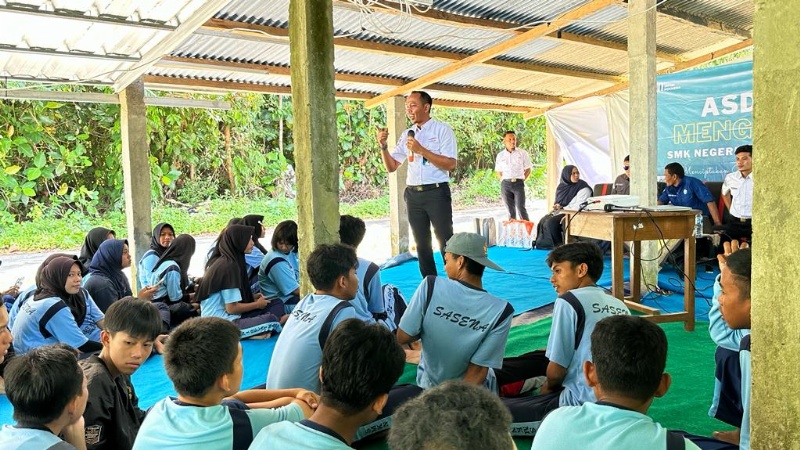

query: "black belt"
left=734, top=217, right=752, bottom=223
left=502, top=178, right=522, bottom=183
left=408, top=182, right=447, bottom=192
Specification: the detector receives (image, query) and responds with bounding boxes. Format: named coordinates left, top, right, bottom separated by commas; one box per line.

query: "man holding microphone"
left=377, top=91, right=458, bottom=277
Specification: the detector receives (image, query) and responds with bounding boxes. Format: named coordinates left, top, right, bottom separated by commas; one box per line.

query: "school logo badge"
left=85, top=425, right=102, bottom=445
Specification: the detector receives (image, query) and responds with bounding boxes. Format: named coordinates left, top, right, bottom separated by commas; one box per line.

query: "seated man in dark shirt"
left=611, top=155, right=630, bottom=195
left=659, top=162, right=721, bottom=232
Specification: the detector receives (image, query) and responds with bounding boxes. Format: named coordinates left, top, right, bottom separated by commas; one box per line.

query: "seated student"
left=397, top=232, right=512, bottom=393
left=611, top=155, right=630, bottom=195
left=79, top=227, right=116, bottom=275
left=9, top=253, right=80, bottom=328
left=388, top=381, right=515, bottom=450
left=83, top=240, right=157, bottom=313
left=206, top=218, right=244, bottom=268
left=339, top=214, right=406, bottom=330
left=11, top=256, right=104, bottom=355
left=499, top=242, right=630, bottom=436
left=251, top=319, right=406, bottom=449
left=0, top=303, right=13, bottom=390
left=258, top=220, right=301, bottom=313
left=196, top=224, right=284, bottom=338
left=81, top=298, right=163, bottom=450
left=707, top=240, right=750, bottom=443
left=266, top=243, right=360, bottom=393
left=534, top=165, right=592, bottom=250
left=149, top=234, right=198, bottom=330
left=0, top=344, right=89, bottom=450
left=659, top=162, right=722, bottom=230
left=531, top=315, right=702, bottom=449
left=133, top=317, right=314, bottom=450
left=242, top=214, right=268, bottom=291
left=136, top=222, right=175, bottom=290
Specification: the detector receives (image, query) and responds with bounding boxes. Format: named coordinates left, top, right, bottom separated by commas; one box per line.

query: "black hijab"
left=554, top=165, right=591, bottom=207
left=153, top=234, right=196, bottom=290
left=34, top=256, right=87, bottom=325
left=89, top=239, right=132, bottom=299
left=242, top=214, right=267, bottom=254
left=78, top=227, right=114, bottom=273
left=149, top=222, right=175, bottom=256
left=205, top=218, right=243, bottom=270
left=196, top=225, right=254, bottom=304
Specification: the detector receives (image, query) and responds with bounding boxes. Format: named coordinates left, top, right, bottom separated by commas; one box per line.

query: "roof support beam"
left=0, top=45, right=138, bottom=62
left=142, top=75, right=374, bottom=101
left=363, top=0, right=619, bottom=108
left=0, top=88, right=231, bottom=109
left=656, top=3, right=752, bottom=39
left=201, top=18, right=622, bottom=84
left=155, top=56, right=567, bottom=104
left=523, top=38, right=753, bottom=118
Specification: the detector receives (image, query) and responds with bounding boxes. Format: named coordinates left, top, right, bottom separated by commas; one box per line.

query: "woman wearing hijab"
left=78, top=227, right=115, bottom=274
left=534, top=165, right=592, bottom=250
left=150, top=234, right=198, bottom=329
left=137, top=222, right=175, bottom=290
left=11, top=256, right=104, bottom=355
left=83, top=239, right=157, bottom=312
left=258, top=220, right=301, bottom=315
left=242, top=214, right=267, bottom=292
left=197, top=224, right=282, bottom=339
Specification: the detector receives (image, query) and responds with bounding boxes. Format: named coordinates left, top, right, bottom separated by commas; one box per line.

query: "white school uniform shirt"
left=722, top=170, right=753, bottom=219
left=389, top=118, right=457, bottom=186
left=495, top=148, right=532, bottom=180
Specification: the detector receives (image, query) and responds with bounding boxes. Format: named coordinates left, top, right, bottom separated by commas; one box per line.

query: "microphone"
left=578, top=200, right=600, bottom=211
left=407, top=130, right=415, bottom=138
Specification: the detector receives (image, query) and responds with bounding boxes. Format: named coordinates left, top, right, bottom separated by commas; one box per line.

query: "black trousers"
left=712, top=346, right=744, bottom=428
left=501, top=179, right=529, bottom=220
left=715, top=219, right=752, bottom=243
left=405, top=184, right=454, bottom=277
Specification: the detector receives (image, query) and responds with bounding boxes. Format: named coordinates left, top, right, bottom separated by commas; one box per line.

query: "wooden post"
left=119, top=78, right=151, bottom=293
left=289, top=0, right=339, bottom=295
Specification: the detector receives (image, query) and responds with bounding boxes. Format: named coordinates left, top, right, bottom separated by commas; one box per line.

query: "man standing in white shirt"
left=377, top=91, right=458, bottom=277
left=494, top=131, right=532, bottom=221
left=720, top=145, right=753, bottom=242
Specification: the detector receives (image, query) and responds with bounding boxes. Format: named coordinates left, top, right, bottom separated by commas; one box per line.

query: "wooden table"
left=563, top=209, right=697, bottom=331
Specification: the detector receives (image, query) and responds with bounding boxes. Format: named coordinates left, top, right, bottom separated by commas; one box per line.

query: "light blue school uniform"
left=265, top=294, right=357, bottom=393
left=249, top=420, right=352, bottom=450
left=351, top=257, right=384, bottom=324
left=137, top=250, right=160, bottom=290
left=8, top=284, right=36, bottom=328
left=547, top=286, right=630, bottom=406
left=708, top=275, right=750, bottom=351
left=150, top=261, right=183, bottom=302
left=0, top=425, right=76, bottom=450
left=133, top=397, right=304, bottom=450
left=11, top=293, right=104, bottom=354
left=530, top=402, right=701, bottom=450
left=398, top=276, right=513, bottom=392
left=258, top=250, right=299, bottom=303
left=200, top=288, right=282, bottom=338
left=739, top=336, right=751, bottom=450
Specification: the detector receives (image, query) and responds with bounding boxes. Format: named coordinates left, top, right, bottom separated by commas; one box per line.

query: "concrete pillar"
left=387, top=96, right=409, bottom=255
left=627, top=0, right=659, bottom=294
left=289, top=0, right=339, bottom=295
left=119, top=79, right=151, bottom=294
left=545, top=123, right=560, bottom=208
left=751, top=1, right=800, bottom=447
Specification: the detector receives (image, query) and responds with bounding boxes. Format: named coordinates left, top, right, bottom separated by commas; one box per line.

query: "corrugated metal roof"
left=0, top=0, right=754, bottom=114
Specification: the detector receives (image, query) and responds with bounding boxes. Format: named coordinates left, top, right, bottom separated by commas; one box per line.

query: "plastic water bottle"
left=694, top=212, right=703, bottom=237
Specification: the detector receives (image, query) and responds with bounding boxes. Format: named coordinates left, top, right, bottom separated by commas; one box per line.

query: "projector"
left=583, top=195, right=640, bottom=211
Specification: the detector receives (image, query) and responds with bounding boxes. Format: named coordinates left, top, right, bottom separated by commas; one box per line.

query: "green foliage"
left=452, top=168, right=501, bottom=206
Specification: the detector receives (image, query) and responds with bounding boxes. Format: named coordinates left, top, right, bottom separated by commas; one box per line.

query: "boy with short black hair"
left=133, top=317, right=314, bottom=450
left=532, top=315, right=701, bottom=449
left=500, top=242, right=630, bottom=435
left=266, top=244, right=360, bottom=393
left=251, top=319, right=406, bottom=448
left=388, top=380, right=516, bottom=450
left=0, top=343, right=89, bottom=450
left=80, top=297, right=163, bottom=450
